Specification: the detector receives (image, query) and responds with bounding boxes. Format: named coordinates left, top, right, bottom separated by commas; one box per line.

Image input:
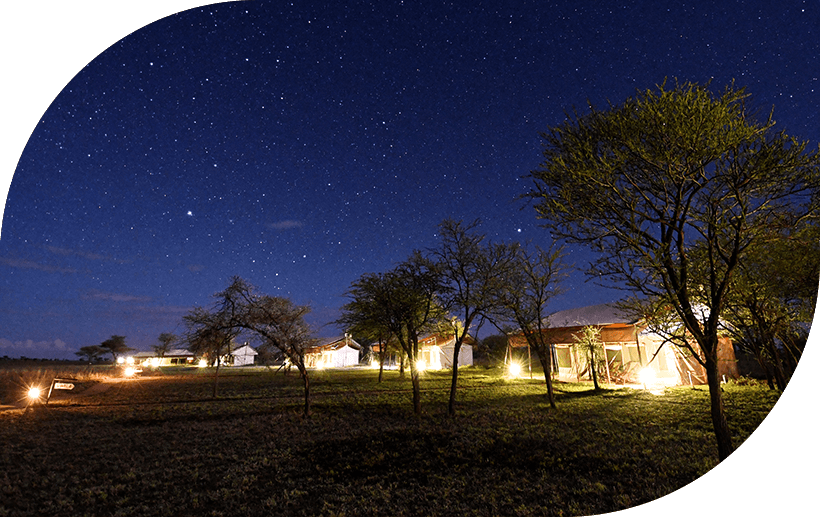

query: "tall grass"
left=0, top=364, right=111, bottom=404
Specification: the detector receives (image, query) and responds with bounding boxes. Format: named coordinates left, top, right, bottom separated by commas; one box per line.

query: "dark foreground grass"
left=0, top=367, right=780, bottom=516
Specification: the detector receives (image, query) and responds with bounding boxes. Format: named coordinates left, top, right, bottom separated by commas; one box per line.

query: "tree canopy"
left=526, top=80, right=820, bottom=460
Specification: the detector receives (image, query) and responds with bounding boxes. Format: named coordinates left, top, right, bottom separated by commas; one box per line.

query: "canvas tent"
left=510, top=303, right=738, bottom=386
left=133, top=349, right=197, bottom=367
left=417, top=333, right=474, bottom=370
left=369, top=333, right=475, bottom=370
left=305, top=335, right=362, bottom=368
left=230, top=344, right=257, bottom=366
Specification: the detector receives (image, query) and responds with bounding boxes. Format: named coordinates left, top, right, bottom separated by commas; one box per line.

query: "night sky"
left=2, top=0, right=818, bottom=360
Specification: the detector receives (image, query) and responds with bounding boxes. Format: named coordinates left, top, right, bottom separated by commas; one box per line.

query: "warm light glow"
left=117, top=356, right=125, bottom=364
left=125, top=356, right=135, bottom=365
left=124, top=367, right=137, bottom=377
left=27, top=387, right=42, bottom=400
left=198, top=359, right=208, bottom=368
left=508, top=361, right=522, bottom=378
left=150, top=357, right=161, bottom=367
left=416, top=359, right=426, bottom=372
left=639, top=367, right=656, bottom=385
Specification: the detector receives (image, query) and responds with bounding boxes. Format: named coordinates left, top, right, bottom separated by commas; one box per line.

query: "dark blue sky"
left=1, top=0, right=818, bottom=359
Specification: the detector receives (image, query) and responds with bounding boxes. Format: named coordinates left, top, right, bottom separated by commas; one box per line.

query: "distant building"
left=133, top=349, right=197, bottom=367
left=305, top=335, right=362, bottom=368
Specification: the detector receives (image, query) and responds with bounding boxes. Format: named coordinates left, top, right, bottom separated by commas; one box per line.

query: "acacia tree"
left=186, top=277, right=315, bottom=413
left=526, top=80, right=820, bottom=460
left=430, top=218, right=519, bottom=416
left=76, top=344, right=105, bottom=363
left=337, top=272, right=394, bottom=382
left=153, top=332, right=177, bottom=363
left=494, top=244, right=565, bottom=408
left=184, top=281, right=244, bottom=398
left=345, top=253, right=444, bottom=415
left=99, top=335, right=132, bottom=364
left=721, top=220, right=820, bottom=389
left=239, top=287, right=315, bottom=416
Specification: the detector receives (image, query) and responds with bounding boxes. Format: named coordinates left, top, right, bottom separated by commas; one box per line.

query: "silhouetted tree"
left=99, top=335, right=132, bottom=364
left=153, top=332, right=177, bottom=363
left=430, top=218, right=519, bottom=416
left=76, top=345, right=105, bottom=363
left=494, top=244, right=566, bottom=408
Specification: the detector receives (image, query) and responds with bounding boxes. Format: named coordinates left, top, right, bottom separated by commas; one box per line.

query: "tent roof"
left=232, top=344, right=257, bottom=355
left=133, top=348, right=194, bottom=358
left=309, top=336, right=362, bottom=353
left=546, top=303, right=639, bottom=328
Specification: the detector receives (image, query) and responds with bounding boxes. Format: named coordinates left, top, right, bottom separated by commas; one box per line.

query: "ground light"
left=27, top=386, right=42, bottom=401
left=508, top=361, right=522, bottom=378
left=639, top=367, right=655, bottom=387
left=639, top=367, right=664, bottom=394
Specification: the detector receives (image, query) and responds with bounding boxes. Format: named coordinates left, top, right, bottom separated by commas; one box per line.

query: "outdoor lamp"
left=27, top=387, right=42, bottom=401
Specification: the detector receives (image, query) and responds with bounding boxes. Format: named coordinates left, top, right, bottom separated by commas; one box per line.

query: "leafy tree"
left=494, top=244, right=566, bottom=408
left=99, top=335, right=132, bottom=364
left=347, top=253, right=445, bottom=415
left=572, top=325, right=606, bottom=390
left=474, top=334, right=509, bottom=365
left=337, top=272, right=395, bottom=382
left=75, top=344, right=105, bottom=363
left=430, top=218, right=519, bottom=416
left=526, top=80, right=820, bottom=460
left=721, top=220, right=820, bottom=389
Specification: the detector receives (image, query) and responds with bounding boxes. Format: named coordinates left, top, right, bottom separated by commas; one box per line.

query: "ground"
left=0, top=365, right=780, bottom=516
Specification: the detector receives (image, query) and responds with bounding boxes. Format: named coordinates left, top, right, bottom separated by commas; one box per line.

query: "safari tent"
left=133, top=349, right=197, bottom=367
left=369, top=333, right=475, bottom=370
left=230, top=344, right=257, bottom=366
left=417, top=333, right=474, bottom=370
left=510, top=303, right=738, bottom=386
left=305, top=335, right=362, bottom=368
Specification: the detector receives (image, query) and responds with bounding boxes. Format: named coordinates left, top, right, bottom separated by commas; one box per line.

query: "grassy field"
left=0, top=365, right=780, bottom=516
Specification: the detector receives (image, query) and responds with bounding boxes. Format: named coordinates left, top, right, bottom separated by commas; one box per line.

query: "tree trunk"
left=705, top=355, right=734, bottom=461
left=299, top=365, right=311, bottom=417
left=589, top=348, right=599, bottom=390
left=537, top=346, right=557, bottom=409
left=212, top=357, right=221, bottom=398
left=765, top=339, right=788, bottom=390
left=378, top=340, right=386, bottom=383
left=447, top=342, right=462, bottom=416
left=411, top=366, right=421, bottom=415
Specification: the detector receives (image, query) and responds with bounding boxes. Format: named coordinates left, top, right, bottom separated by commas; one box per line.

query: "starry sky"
left=1, top=0, right=818, bottom=360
